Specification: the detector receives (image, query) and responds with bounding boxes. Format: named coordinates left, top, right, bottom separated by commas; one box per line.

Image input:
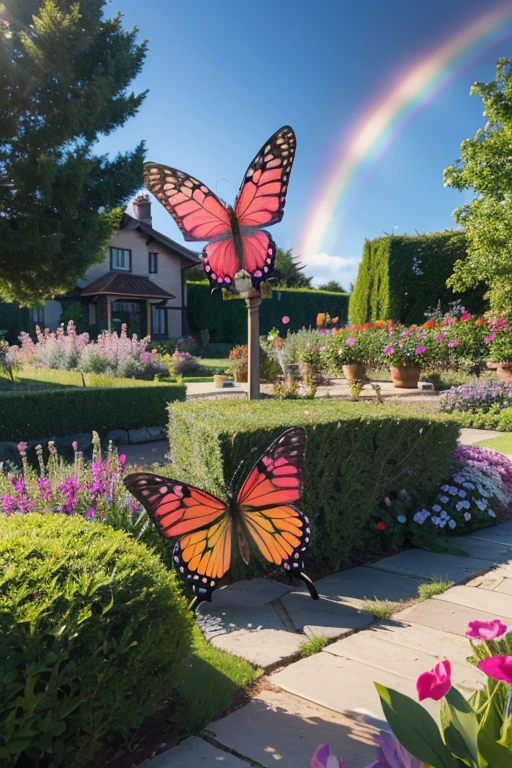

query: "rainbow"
left=298, top=4, right=512, bottom=261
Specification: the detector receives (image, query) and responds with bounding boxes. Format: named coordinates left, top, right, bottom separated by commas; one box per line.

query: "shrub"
left=186, top=282, right=349, bottom=343
left=0, top=513, right=193, bottom=766
left=167, top=399, right=459, bottom=566
left=171, top=350, right=203, bottom=376
left=0, top=383, right=185, bottom=440
left=440, top=379, right=512, bottom=415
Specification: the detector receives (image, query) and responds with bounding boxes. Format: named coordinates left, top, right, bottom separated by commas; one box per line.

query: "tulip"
left=478, top=656, right=512, bottom=684
left=310, top=744, right=347, bottom=768
left=416, top=660, right=451, bottom=701
left=466, top=619, right=507, bottom=641
left=374, top=731, right=425, bottom=768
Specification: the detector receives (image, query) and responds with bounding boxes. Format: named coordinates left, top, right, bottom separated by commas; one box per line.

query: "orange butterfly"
left=123, top=428, right=318, bottom=607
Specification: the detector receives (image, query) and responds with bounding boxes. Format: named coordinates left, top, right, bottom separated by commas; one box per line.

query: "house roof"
left=80, top=272, right=175, bottom=300
left=121, top=213, right=202, bottom=265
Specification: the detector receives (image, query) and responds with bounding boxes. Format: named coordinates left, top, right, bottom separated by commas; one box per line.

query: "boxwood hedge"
left=167, top=399, right=460, bottom=566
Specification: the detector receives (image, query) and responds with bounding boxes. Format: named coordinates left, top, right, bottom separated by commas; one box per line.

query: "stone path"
left=141, top=520, right=512, bottom=767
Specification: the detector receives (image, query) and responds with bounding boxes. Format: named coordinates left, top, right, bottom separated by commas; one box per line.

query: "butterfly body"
left=143, top=126, right=296, bottom=291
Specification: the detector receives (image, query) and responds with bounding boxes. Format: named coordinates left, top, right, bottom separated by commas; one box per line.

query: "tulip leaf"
left=375, top=683, right=460, bottom=768
left=478, top=726, right=512, bottom=768
left=440, top=688, right=479, bottom=766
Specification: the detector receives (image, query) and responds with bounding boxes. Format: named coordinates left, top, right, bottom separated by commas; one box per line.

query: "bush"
left=167, top=399, right=459, bottom=565
left=440, top=379, right=512, bottom=415
left=187, top=282, right=349, bottom=343
left=0, top=513, right=193, bottom=766
left=0, top=383, right=186, bottom=440
left=348, top=232, right=486, bottom=325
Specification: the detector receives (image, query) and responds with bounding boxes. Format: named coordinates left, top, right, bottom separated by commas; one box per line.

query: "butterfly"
left=123, top=427, right=318, bottom=608
left=143, top=125, right=296, bottom=291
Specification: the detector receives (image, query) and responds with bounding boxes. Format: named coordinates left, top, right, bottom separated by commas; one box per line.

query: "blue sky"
left=98, top=0, right=512, bottom=289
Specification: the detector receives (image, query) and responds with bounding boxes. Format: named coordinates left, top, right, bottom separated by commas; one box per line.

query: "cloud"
left=301, top=252, right=361, bottom=288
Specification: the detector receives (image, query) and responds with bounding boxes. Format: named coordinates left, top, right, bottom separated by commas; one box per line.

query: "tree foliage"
left=317, top=279, right=347, bottom=293
left=0, top=1, right=148, bottom=305
left=444, top=58, right=512, bottom=313
left=273, top=247, right=312, bottom=288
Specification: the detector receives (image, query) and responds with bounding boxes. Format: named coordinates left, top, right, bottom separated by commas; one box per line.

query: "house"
left=34, top=194, right=201, bottom=340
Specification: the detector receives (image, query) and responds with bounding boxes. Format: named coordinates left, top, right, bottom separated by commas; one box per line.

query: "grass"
left=417, top=579, right=454, bottom=601
left=475, top=434, right=512, bottom=456
left=361, top=598, right=399, bottom=620
left=173, top=625, right=261, bottom=734
left=197, top=357, right=230, bottom=371
left=299, top=635, right=329, bottom=657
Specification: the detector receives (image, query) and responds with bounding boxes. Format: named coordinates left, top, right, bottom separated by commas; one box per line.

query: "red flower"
left=376, top=521, right=386, bottom=531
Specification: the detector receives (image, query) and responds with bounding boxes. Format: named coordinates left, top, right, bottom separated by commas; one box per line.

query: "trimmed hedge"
left=187, top=282, right=349, bottom=343
left=167, top=399, right=459, bottom=566
left=0, top=302, right=31, bottom=344
left=17, top=366, right=172, bottom=388
left=0, top=514, right=192, bottom=766
left=349, top=231, right=487, bottom=325
left=0, top=383, right=185, bottom=440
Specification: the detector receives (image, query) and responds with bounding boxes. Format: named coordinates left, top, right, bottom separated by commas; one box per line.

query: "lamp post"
left=234, top=272, right=262, bottom=400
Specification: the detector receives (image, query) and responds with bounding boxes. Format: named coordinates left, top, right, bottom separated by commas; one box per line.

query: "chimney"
left=133, top=193, right=152, bottom=225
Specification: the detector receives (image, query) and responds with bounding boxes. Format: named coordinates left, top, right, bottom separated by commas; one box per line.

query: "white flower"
left=475, top=498, right=488, bottom=511
left=488, top=510, right=496, bottom=518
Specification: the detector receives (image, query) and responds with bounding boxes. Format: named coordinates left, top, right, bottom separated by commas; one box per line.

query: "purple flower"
left=345, top=337, right=355, bottom=346
left=374, top=731, right=425, bottom=768
left=447, top=339, right=459, bottom=348
left=484, top=332, right=496, bottom=344
left=384, top=346, right=394, bottom=356
left=86, top=507, right=96, bottom=518
left=383, top=496, right=391, bottom=507
left=415, top=346, right=426, bottom=355
left=37, top=476, right=53, bottom=501
left=14, top=478, right=26, bottom=494
left=2, top=495, right=16, bottom=513
left=119, top=454, right=127, bottom=466
left=434, top=333, right=444, bottom=341
left=310, top=745, right=347, bottom=768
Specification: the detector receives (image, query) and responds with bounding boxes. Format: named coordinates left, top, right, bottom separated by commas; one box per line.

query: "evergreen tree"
left=0, top=1, right=147, bottom=305
left=273, top=247, right=312, bottom=288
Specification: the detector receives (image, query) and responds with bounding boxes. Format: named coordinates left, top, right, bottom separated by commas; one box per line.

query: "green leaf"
left=440, top=688, right=479, bottom=766
left=478, top=726, right=512, bottom=768
left=375, top=683, right=459, bottom=768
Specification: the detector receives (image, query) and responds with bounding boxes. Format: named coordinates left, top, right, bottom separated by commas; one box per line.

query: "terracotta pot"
left=390, top=365, right=421, bottom=389
left=342, top=363, right=366, bottom=382
left=298, top=362, right=318, bottom=384
left=213, top=374, right=224, bottom=388
left=495, top=363, right=512, bottom=382
left=235, top=368, right=248, bottom=383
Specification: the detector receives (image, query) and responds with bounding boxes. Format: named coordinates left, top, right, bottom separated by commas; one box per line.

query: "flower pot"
left=390, top=365, right=421, bottom=389
left=213, top=374, right=224, bottom=388
left=234, top=368, right=248, bottom=383
left=496, top=363, right=512, bottom=382
left=298, top=362, right=318, bottom=385
left=342, top=363, right=366, bottom=382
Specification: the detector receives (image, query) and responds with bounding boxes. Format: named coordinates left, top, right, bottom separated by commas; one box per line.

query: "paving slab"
left=197, top=605, right=285, bottom=640
left=370, top=549, right=493, bottom=582
left=271, top=650, right=438, bottom=725
left=493, top=577, right=512, bottom=596
left=211, top=628, right=304, bottom=669
left=368, top=621, right=473, bottom=659
left=395, top=597, right=511, bottom=636
left=433, top=585, right=512, bottom=619
left=446, top=536, right=512, bottom=563
left=206, top=688, right=380, bottom=768
left=469, top=522, right=512, bottom=546
left=311, top=567, right=422, bottom=608
left=466, top=572, right=506, bottom=591
left=325, top=630, right=484, bottom=692
left=281, top=592, right=373, bottom=638
left=206, top=579, right=292, bottom=607
left=140, top=736, right=249, bottom=766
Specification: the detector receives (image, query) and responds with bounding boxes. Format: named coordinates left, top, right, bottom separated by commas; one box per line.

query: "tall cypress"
left=0, top=1, right=147, bottom=304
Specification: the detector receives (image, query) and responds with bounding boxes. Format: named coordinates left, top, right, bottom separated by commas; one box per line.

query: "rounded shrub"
left=0, top=513, right=193, bottom=767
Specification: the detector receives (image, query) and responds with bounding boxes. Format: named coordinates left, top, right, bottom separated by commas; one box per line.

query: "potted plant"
left=227, top=344, right=249, bottom=383
left=213, top=369, right=225, bottom=388
left=382, top=328, right=431, bottom=388
left=487, top=319, right=512, bottom=382
left=331, top=331, right=368, bottom=381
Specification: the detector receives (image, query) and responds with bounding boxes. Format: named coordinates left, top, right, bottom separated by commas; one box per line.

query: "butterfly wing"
left=143, top=163, right=232, bottom=242
left=203, top=230, right=276, bottom=289
left=235, top=125, right=296, bottom=229
left=123, top=472, right=232, bottom=600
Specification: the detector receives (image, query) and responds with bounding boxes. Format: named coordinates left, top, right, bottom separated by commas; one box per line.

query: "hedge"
left=187, top=282, right=349, bottom=343
left=167, top=399, right=459, bottom=566
left=17, top=366, right=172, bottom=388
left=348, top=231, right=487, bottom=326
left=0, top=514, right=192, bottom=766
left=0, top=302, right=30, bottom=344
left=0, top=383, right=185, bottom=440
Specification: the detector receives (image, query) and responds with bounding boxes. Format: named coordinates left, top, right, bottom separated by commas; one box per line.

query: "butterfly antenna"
left=188, top=595, right=203, bottom=613
left=297, top=572, right=319, bottom=601
left=229, top=457, right=247, bottom=495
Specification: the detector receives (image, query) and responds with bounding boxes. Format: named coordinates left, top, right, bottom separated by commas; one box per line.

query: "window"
left=110, top=247, right=131, bottom=271
left=148, top=252, right=158, bottom=274
left=31, top=307, right=45, bottom=324
left=152, top=306, right=167, bottom=336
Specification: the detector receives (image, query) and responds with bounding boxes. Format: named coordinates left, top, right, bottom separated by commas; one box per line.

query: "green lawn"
left=475, top=434, right=512, bottom=456
left=174, top=625, right=260, bottom=734
left=197, top=357, right=230, bottom=371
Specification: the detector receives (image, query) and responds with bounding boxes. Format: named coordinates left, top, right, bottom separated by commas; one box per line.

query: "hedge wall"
left=0, top=302, right=31, bottom=344
left=348, top=231, right=487, bottom=325
left=187, top=282, right=349, bottom=343
left=0, top=384, right=185, bottom=440
left=167, top=399, right=459, bottom=566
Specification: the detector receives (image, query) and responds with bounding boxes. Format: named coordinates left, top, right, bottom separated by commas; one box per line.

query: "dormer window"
left=148, top=252, right=158, bottom=274
left=110, top=247, right=131, bottom=272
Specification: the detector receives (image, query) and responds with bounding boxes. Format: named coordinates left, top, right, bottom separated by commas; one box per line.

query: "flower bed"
left=440, top=379, right=512, bottom=430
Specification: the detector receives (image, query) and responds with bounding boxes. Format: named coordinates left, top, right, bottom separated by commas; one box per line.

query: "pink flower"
left=416, top=660, right=451, bottom=701
left=86, top=507, right=96, bottom=518
left=72, top=441, right=78, bottom=451
left=345, top=337, right=355, bottom=346
left=304, top=410, right=311, bottom=416
left=434, top=333, right=444, bottom=341
left=282, top=316, right=290, bottom=325
left=310, top=744, right=347, bottom=768
left=2, top=19, right=11, bottom=27
left=484, top=332, right=496, bottom=344
left=447, top=339, right=459, bottom=348
left=478, top=656, right=512, bottom=684
left=119, top=454, right=127, bottom=466
left=17, top=442, right=27, bottom=453
left=466, top=619, right=508, bottom=641
left=384, top=346, right=394, bottom=356
left=383, top=496, right=391, bottom=507
left=415, top=346, right=426, bottom=355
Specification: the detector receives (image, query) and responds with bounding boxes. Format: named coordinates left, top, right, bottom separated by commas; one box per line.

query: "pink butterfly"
left=143, top=126, right=296, bottom=290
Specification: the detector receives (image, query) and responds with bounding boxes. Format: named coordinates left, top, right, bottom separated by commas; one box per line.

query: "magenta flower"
left=447, top=339, right=459, bottom=348
left=310, top=745, right=347, bottom=768
left=17, top=442, right=27, bottom=453
left=484, top=332, right=497, bottom=344
left=345, top=337, right=355, bottom=346
left=478, top=656, right=512, bottom=684
left=466, top=619, right=508, bottom=641
left=119, top=454, right=127, bottom=467
left=282, top=316, right=290, bottom=324
left=86, top=507, right=96, bottom=518
left=416, top=660, right=451, bottom=701
left=415, top=346, right=426, bottom=355
left=374, top=731, right=425, bottom=768
left=434, top=333, right=444, bottom=341
left=72, top=441, right=78, bottom=451
left=384, top=346, right=394, bottom=356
